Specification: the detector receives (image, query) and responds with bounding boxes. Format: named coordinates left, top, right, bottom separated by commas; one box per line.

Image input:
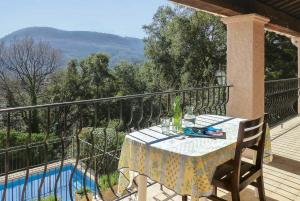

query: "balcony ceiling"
left=170, top=0, right=300, bottom=37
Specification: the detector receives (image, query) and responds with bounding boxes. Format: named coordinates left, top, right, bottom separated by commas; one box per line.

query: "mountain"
left=0, top=27, right=145, bottom=66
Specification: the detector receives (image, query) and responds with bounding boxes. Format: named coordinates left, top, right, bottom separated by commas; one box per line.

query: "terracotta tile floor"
left=123, top=116, right=300, bottom=201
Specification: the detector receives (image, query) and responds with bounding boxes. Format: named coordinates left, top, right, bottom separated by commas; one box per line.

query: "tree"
left=47, top=53, right=115, bottom=102
left=80, top=53, right=115, bottom=98
left=0, top=42, right=16, bottom=107
left=65, top=60, right=81, bottom=100
left=113, top=62, right=146, bottom=95
left=143, top=6, right=226, bottom=90
left=0, top=38, right=62, bottom=132
left=265, top=32, right=297, bottom=80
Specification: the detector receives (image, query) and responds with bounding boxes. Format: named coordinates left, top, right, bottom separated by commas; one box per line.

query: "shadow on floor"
left=268, top=154, right=300, bottom=175
left=217, top=188, right=279, bottom=201
left=150, top=188, right=280, bottom=201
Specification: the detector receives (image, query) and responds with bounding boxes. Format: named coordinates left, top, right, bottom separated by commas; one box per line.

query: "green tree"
left=265, top=32, right=297, bottom=80
left=65, top=60, right=81, bottom=100
left=47, top=53, right=115, bottom=102
left=143, top=6, right=226, bottom=89
left=138, top=61, right=162, bottom=92
left=80, top=53, right=115, bottom=98
left=113, top=62, right=146, bottom=95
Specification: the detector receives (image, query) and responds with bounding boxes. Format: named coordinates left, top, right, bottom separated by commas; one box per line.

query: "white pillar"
left=222, top=14, right=270, bottom=119
left=292, top=37, right=300, bottom=113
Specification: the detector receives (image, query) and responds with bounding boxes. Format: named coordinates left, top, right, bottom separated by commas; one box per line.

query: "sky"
left=0, top=0, right=173, bottom=39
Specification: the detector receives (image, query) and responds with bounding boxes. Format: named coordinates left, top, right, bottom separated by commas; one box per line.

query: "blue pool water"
left=0, top=164, right=97, bottom=201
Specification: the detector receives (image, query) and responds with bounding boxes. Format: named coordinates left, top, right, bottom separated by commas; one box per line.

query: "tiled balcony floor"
left=123, top=116, right=300, bottom=201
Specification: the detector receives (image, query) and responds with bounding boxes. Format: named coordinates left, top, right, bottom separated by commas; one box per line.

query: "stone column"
left=292, top=37, right=300, bottom=113
left=222, top=14, right=270, bottom=119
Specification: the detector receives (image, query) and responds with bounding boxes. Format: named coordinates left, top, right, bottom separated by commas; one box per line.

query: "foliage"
left=40, top=195, right=58, bottom=201
left=0, top=130, right=58, bottom=174
left=113, top=62, right=147, bottom=95
left=77, top=124, right=125, bottom=175
left=143, top=6, right=226, bottom=89
left=265, top=32, right=297, bottom=80
left=47, top=53, right=116, bottom=103
left=0, top=38, right=62, bottom=132
left=0, top=5, right=298, bottom=180
left=76, top=187, right=92, bottom=195
left=79, top=124, right=125, bottom=153
left=0, top=130, right=56, bottom=148
left=99, top=171, right=119, bottom=190
left=20, top=6, right=299, bottom=109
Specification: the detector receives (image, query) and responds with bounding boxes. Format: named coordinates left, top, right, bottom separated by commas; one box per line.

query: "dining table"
left=117, top=114, right=272, bottom=201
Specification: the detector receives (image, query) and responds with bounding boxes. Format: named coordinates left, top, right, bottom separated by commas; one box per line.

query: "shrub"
left=40, top=195, right=57, bottom=201
left=0, top=130, right=56, bottom=148
left=0, top=130, right=59, bottom=174
left=75, top=187, right=92, bottom=195
left=99, top=171, right=119, bottom=190
left=77, top=126, right=125, bottom=174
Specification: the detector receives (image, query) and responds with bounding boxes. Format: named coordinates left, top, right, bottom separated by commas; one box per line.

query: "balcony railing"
left=0, top=85, right=230, bottom=201
left=0, top=78, right=298, bottom=201
left=265, top=78, right=300, bottom=126
left=0, top=79, right=299, bottom=201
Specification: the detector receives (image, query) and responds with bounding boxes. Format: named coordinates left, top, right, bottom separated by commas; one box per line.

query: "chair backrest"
left=233, top=114, right=267, bottom=184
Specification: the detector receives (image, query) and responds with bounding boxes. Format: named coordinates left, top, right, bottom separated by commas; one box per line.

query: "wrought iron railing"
left=265, top=78, right=300, bottom=126
left=0, top=85, right=230, bottom=201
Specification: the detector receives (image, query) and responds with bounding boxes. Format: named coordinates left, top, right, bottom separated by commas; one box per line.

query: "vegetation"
left=0, top=5, right=297, bottom=177
left=0, top=38, right=62, bottom=132
left=78, top=125, right=125, bottom=174
left=144, top=6, right=226, bottom=89
left=265, top=32, right=297, bottom=80
left=40, top=195, right=58, bottom=201
left=1, top=6, right=296, bottom=110
left=75, top=187, right=92, bottom=195
left=80, top=126, right=125, bottom=152
left=0, top=130, right=58, bottom=174
left=47, top=53, right=115, bottom=103
left=99, top=171, right=119, bottom=190
left=0, top=130, right=56, bottom=147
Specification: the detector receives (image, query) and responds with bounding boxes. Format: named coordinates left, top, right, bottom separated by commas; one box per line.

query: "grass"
left=99, top=171, right=119, bottom=190
left=40, top=195, right=57, bottom=201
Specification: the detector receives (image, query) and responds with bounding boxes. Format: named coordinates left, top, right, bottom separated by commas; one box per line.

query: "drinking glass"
left=161, top=117, right=170, bottom=135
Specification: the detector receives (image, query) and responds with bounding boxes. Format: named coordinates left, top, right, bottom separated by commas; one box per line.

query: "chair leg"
left=257, top=176, right=266, bottom=201
left=212, top=186, right=217, bottom=196
left=231, top=189, right=240, bottom=201
left=182, top=195, right=188, bottom=201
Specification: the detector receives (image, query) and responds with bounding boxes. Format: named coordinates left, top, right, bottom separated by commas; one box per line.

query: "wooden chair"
left=182, top=115, right=267, bottom=201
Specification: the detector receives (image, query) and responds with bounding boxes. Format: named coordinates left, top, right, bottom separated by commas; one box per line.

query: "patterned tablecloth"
left=117, top=115, right=272, bottom=200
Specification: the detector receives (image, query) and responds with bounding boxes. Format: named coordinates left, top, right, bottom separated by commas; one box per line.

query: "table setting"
left=117, top=96, right=273, bottom=201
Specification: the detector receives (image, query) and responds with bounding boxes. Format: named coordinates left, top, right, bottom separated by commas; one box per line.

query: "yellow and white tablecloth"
left=118, top=115, right=272, bottom=200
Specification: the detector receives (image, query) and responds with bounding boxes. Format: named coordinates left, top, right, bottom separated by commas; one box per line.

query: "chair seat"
left=212, top=159, right=260, bottom=191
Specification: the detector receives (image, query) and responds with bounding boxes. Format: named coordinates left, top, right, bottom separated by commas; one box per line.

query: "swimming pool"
left=0, top=164, right=97, bottom=201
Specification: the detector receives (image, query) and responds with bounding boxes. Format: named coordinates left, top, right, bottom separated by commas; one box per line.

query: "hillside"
left=0, top=27, right=145, bottom=66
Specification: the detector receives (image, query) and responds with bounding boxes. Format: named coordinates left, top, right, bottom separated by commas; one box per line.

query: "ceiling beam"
left=281, top=0, right=300, bottom=11
left=170, top=0, right=300, bottom=37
